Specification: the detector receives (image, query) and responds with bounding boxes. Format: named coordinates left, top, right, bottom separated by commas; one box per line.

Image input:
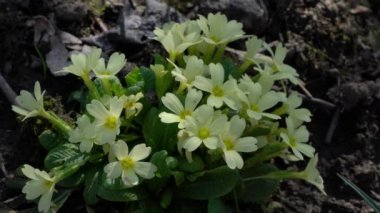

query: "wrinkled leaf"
left=44, top=143, right=89, bottom=170
left=239, top=164, right=280, bottom=203
left=143, top=108, right=178, bottom=153
left=84, top=165, right=102, bottom=205
left=38, top=130, right=64, bottom=150
left=178, top=166, right=239, bottom=200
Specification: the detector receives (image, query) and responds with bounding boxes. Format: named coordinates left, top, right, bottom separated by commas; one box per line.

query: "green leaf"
left=100, top=171, right=131, bottom=190
left=178, top=155, right=205, bottom=173
left=178, top=166, right=239, bottom=200
left=84, top=165, right=102, bottom=205
left=151, top=151, right=172, bottom=178
left=58, top=170, right=84, bottom=187
left=136, top=200, right=165, bottom=213
left=146, top=151, right=172, bottom=191
left=38, top=130, right=64, bottom=150
left=51, top=189, right=72, bottom=212
left=126, top=67, right=143, bottom=87
left=222, top=58, right=239, bottom=78
left=140, top=67, right=156, bottom=92
left=239, top=164, right=280, bottom=203
left=160, top=189, right=173, bottom=209
left=143, top=108, right=178, bottom=153
left=173, top=171, right=185, bottom=186
left=208, top=198, right=227, bottom=213
left=244, top=143, right=287, bottom=169
left=97, top=185, right=148, bottom=202
left=338, top=174, right=380, bottom=212
left=44, top=143, right=89, bottom=170
left=154, top=54, right=167, bottom=66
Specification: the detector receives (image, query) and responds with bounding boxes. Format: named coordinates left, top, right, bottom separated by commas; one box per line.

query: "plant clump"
left=12, top=12, right=323, bottom=212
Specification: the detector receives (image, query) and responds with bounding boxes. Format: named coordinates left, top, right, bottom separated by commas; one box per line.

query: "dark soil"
left=1, top=0, right=380, bottom=212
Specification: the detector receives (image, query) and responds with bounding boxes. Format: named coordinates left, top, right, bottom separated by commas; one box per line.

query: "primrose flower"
left=159, top=89, right=203, bottom=128
left=182, top=105, right=228, bottom=151
left=237, top=75, right=282, bottom=120
left=193, top=63, right=238, bottom=109
left=121, top=92, right=144, bottom=119
left=197, top=13, right=244, bottom=46
left=93, top=52, right=126, bottom=79
left=153, top=22, right=201, bottom=60
left=12, top=81, right=45, bottom=121
left=260, top=43, right=299, bottom=84
left=104, top=140, right=157, bottom=186
left=244, top=36, right=264, bottom=63
left=60, top=47, right=102, bottom=77
left=86, top=96, right=124, bottom=143
left=280, top=92, right=312, bottom=122
left=220, top=116, right=258, bottom=169
left=302, top=154, right=326, bottom=194
left=21, top=165, right=56, bottom=213
left=69, top=115, right=104, bottom=152
left=280, top=117, right=315, bottom=160
left=171, top=56, right=206, bottom=88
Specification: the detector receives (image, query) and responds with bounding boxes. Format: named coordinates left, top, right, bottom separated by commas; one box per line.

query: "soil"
left=1, top=0, right=380, bottom=212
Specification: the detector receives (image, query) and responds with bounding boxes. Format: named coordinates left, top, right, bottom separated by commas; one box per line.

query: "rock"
left=54, top=1, right=88, bottom=22
left=117, top=0, right=184, bottom=46
left=327, top=81, right=379, bottom=111
left=199, top=0, right=269, bottom=34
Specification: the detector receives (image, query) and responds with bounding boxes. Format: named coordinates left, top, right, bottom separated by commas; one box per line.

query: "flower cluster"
left=11, top=13, right=324, bottom=212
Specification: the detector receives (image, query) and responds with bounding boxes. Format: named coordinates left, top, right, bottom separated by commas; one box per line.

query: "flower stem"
left=175, top=82, right=187, bottom=95
left=212, top=43, right=227, bottom=63
left=238, top=60, right=253, bottom=74
left=243, top=170, right=305, bottom=183
left=81, top=74, right=99, bottom=99
left=102, top=78, right=111, bottom=95
left=204, top=44, right=216, bottom=64
left=39, top=110, right=72, bottom=134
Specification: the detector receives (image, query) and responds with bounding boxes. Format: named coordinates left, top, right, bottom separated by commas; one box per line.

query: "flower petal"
left=134, top=162, right=157, bottom=179
left=224, top=151, right=244, bottom=169
left=112, top=140, right=129, bottom=160
left=129, top=144, right=152, bottom=161
left=104, top=162, right=122, bottom=179
left=185, top=89, right=202, bottom=110
left=203, top=137, right=219, bottom=150
left=235, top=137, right=258, bottom=152
left=229, top=115, right=245, bottom=137
left=183, top=137, right=202, bottom=152
left=122, top=170, right=139, bottom=186
left=162, top=93, right=184, bottom=114
left=38, top=187, right=54, bottom=213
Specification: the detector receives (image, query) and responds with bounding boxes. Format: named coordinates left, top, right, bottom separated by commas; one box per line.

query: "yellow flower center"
left=289, top=137, right=297, bottom=148
left=44, top=180, right=54, bottom=189
left=198, top=127, right=210, bottom=139
left=250, top=104, right=260, bottom=112
left=124, top=101, right=135, bottom=109
left=104, top=116, right=117, bottom=129
left=179, top=109, right=192, bottom=119
left=211, top=35, right=219, bottom=42
left=98, top=70, right=112, bottom=75
left=212, top=85, right=224, bottom=97
left=121, top=156, right=135, bottom=170
left=223, top=138, right=235, bottom=150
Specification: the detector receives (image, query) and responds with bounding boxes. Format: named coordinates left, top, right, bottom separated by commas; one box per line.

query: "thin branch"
left=0, top=73, right=17, bottom=105
left=325, top=108, right=341, bottom=144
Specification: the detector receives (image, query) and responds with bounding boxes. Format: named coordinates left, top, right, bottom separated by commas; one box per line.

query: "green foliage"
left=239, top=164, right=280, bottom=203
left=44, top=143, right=89, bottom=170
left=12, top=12, right=322, bottom=213
left=338, top=174, right=380, bottom=212
left=143, top=108, right=178, bottom=153
left=178, top=166, right=239, bottom=200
